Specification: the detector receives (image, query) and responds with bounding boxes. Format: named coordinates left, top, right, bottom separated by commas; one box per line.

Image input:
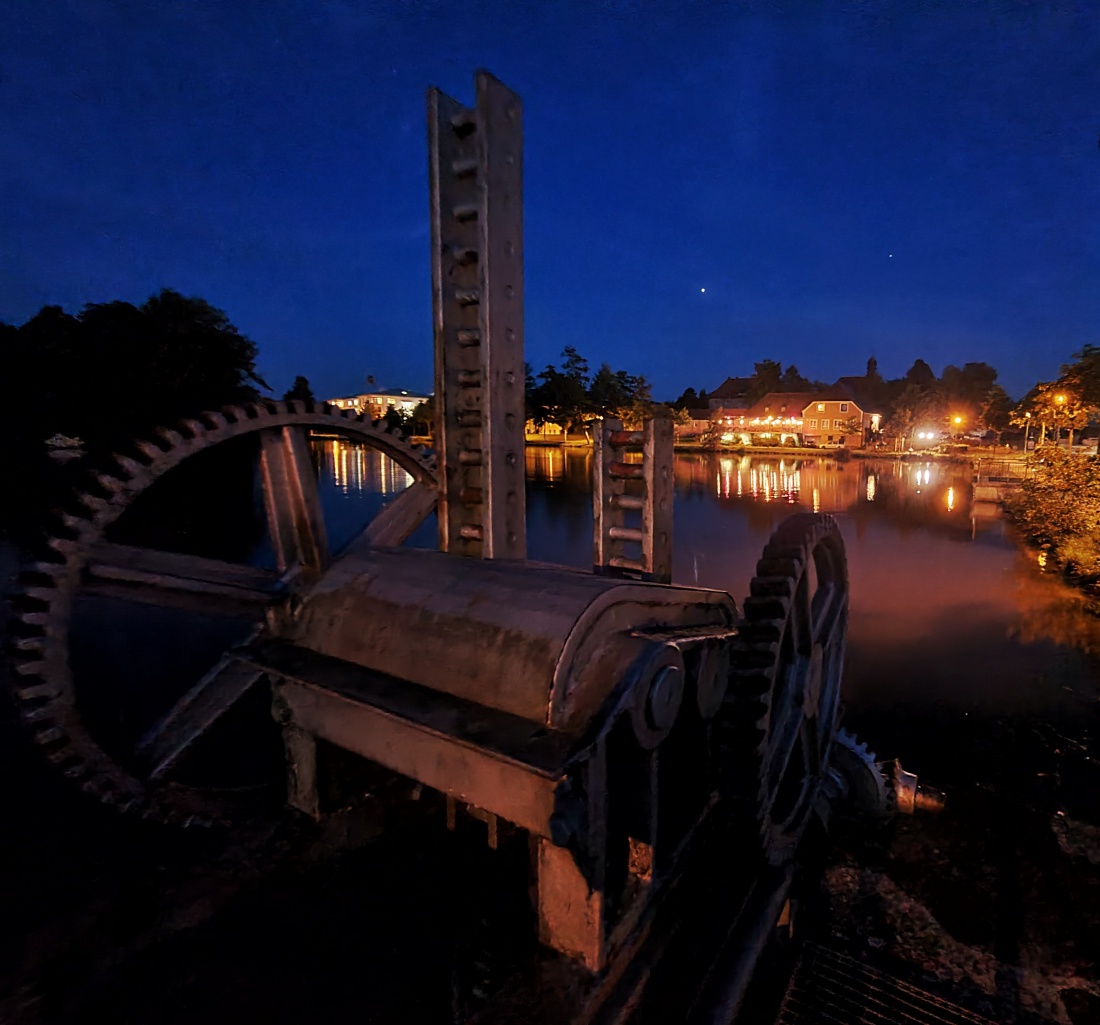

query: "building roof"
left=363, top=388, right=431, bottom=399
left=325, top=387, right=432, bottom=403
left=804, top=385, right=865, bottom=408
left=742, top=391, right=820, bottom=421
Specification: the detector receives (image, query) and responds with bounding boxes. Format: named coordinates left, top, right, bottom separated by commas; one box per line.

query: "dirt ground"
left=4, top=711, right=1099, bottom=1025
left=820, top=707, right=1100, bottom=1025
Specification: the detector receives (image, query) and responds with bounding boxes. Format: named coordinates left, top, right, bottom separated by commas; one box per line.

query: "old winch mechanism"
left=5, top=70, right=938, bottom=1022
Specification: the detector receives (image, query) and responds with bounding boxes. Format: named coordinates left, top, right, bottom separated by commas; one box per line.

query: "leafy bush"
left=1005, top=445, right=1100, bottom=582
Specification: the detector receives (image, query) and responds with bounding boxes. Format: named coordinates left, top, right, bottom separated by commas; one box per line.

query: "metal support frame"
left=429, top=71, right=526, bottom=559
left=593, top=418, right=673, bottom=583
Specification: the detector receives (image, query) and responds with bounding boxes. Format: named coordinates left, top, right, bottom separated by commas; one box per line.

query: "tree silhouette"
left=282, top=376, right=315, bottom=403
left=0, top=289, right=268, bottom=539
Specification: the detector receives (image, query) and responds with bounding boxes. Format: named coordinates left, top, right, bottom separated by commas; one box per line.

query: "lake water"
left=313, top=441, right=1100, bottom=784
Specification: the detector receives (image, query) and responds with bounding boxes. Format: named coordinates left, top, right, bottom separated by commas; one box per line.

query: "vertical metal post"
left=643, top=417, right=674, bottom=584
left=428, top=71, right=526, bottom=559
left=592, top=417, right=673, bottom=583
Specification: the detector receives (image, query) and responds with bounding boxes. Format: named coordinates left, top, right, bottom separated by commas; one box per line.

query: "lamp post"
left=1023, top=411, right=1031, bottom=454
left=1055, top=393, right=1066, bottom=450
left=953, top=415, right=963, bottom=442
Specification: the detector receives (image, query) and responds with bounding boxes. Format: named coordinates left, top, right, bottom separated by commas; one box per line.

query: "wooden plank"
left=138, top=657, right=266, bottom=779
left=273, top=675, right=561, bottom=838
left=88, top=541, right=279, bottom=589
left=283, top=724, right=320, bottom=819
left=259, top=425, right=330, bottom=573
left=642, top=417, right=673, bottom=584
left=84, top=542, right=281, bottom=612
left=246, top=639, right=575, bottom=777
left=347, top=478, right=438, bottom=551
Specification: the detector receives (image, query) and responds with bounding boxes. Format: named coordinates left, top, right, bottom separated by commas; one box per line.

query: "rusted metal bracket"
left=429, top=71, right=526, bottom=560
left=593, top=418, right=673, bottom=582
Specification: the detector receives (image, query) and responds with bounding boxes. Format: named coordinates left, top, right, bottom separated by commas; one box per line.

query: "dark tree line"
left=0, top=290, right=274, bottom=538
left=526, top=346, right=654, bottom=439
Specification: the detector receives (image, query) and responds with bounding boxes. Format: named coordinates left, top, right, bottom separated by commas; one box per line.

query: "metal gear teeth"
left=111, top=453, right=146, bottom=479
left=6, top=398, right=440, bottom=826
left=73, top=492, right=110, bottom=518
left=717, top=512, right=849, bottom=865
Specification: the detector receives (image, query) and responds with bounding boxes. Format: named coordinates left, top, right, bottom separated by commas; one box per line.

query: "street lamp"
left=1023, top=411, right=1031, bottom=454
left=1055, top=394, right=1066, bottom=448
left=952, top=415, right=963, bottom=441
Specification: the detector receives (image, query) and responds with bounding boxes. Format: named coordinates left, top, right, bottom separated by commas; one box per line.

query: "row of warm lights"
left=720, top=416, right=803, bottom=427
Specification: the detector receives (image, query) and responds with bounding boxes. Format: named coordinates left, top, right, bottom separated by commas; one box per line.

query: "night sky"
left=2, top=1, right=1097, bottom=403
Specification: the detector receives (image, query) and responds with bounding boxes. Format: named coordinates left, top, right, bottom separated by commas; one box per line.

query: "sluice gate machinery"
left=5, top=73, right=935, bottom=1023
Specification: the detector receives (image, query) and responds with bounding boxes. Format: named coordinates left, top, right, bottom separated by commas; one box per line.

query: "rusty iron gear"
left=719, top=512, right=849, bottom=866
left=825, top=727, right=892, bottom=820
left=5, top=400, right=438, bottom=825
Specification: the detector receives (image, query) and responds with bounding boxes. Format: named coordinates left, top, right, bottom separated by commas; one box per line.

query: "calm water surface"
left=314, top=441, right=1100, bottom=779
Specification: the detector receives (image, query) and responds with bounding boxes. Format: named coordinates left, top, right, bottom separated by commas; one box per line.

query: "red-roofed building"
left=712, top=392, right=817, bottom=446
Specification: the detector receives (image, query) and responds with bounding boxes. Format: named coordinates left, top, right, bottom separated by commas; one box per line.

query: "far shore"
left=523, top=436, right=1005, bottom=461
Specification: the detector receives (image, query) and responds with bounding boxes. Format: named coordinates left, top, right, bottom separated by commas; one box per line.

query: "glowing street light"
left=952, top=415, right=963, bottom=441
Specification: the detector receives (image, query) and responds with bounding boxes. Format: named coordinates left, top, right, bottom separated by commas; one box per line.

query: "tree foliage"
left=1016, top=382, right=1093, bottom=446
left=1006, top=445, right=1100, bottom=583
left=0, top=289, right=267, bottom=537
left=884, top=383, right=942, bottom=445
left=1061, top=344, right=1100, bottom=409
left=746, top=360, right=783, bottom=404
left=672, top=386, right=699, bottom=410
left=528, top=346, right=653, bottom=439
left=283, top=375, right=315, bottom=403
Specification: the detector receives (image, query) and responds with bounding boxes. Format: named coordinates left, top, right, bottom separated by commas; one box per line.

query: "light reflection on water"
left=315, top=441, right=1100, bottom=769
left=315, top=438, right=414, bottom=496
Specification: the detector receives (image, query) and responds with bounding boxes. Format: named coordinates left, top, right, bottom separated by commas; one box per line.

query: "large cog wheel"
left=5, top=400, right=438, bottom=824
left=721, top=512, right=849, bottom=865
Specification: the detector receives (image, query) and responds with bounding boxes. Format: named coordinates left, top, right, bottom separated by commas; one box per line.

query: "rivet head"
left=505, top=285, right=514, bottom=299
left=505, top=371, right=515, bottom=384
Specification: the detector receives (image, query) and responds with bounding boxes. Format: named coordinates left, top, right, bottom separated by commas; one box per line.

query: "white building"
left=326, top=388, right=431, bottom=419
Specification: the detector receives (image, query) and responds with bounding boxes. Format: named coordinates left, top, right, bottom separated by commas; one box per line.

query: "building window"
left=840, top=402, right=849, bottom=412
left=817, top=403, right=825, bottom=412
left=808, top=419, right=818, bottom=429
left=833, top=419, right=843, bottom=429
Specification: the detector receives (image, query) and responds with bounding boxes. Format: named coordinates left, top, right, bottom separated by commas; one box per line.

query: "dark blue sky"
left=2, top=1, right=1097, bottom=402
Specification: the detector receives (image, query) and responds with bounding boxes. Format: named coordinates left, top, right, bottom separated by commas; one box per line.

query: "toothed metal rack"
left=429, top=71, right=526, bottom=560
